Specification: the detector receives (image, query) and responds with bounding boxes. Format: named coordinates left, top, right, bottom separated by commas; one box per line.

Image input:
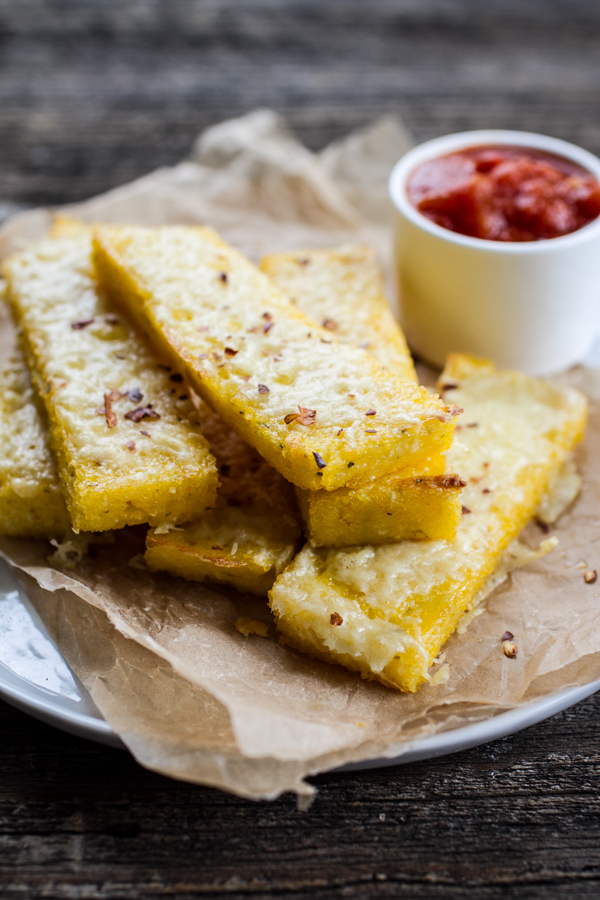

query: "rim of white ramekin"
left=389, top=129, right=600, bottom=253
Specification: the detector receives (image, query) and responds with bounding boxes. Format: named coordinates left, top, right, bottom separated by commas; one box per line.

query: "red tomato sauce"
left=407, top=145, right=600, bottom=241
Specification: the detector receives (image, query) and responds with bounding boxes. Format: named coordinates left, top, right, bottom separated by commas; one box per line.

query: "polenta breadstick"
left=49, top=216, right=301, bottom=591
left=92, top=225, right=459, bottom=492
left=144, top=242, right=450, bottom=591
left=260, top=244, right=417, bottom=383
left=269, top=355, right=588, bottom=693
left=0, top=350, right=70, bottom=539
left=262, top=242, right=464, bottom=544
left=297, top=460, right=465, bottom=547
left=145, top=399, right=303, bottom=595
left=145, top=240, right=463, bottom=586
left=3, top=235, right=218, bottom=533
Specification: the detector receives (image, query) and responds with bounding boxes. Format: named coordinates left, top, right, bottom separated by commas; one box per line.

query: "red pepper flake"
left=348, top=394, right=355, bottom=399
left=330, top=612, right=343, bottom=626
left=337, top=428, right=344, bottom=436
left=103, top=391, right=118, bottom=428
left=482, top=488, right=491, bottom=494
left=433, top=474, right=466, bottom=489
left=71, top=318, right=94, bottom=330
left=262, top=312, right=272, bottom=321
left=125, top=441, right=136, bottom=451
left=365, top=409, right=376, bottom=416
left=466, top=422, right=479, bottom=428
left=198, top=326, right=209, bottom=332
left=322, top=318, right=337, bottom=331
left=242, top=375, right=251, bottom=382
left=441, top=382, right=459, bottom=392
left=284, top=406, right=317, bottom=426
left=502, top=631, right=514, bottom=641
left=224, top=347, right=238, bottom=357
left=365, top=429, right=377, bottom=434
left=584, top=569, right=598, bottom=584
left=446, top=405, right=463, bottom=416
left=127, top=387, right=143, bottom=403
left=219, top=272, right=228, bottom=284
left=297, top=258, right=309, bottom=266
left=140, top=430, right=151, bottom=438
left=461, top=506, right=472, bottom=515
left=170, top=373, right=183, bottom=382
left=198, top=353, right=208, bottom=360
left=263, top=321, right=274, bottom=334
left=313, top=451, right=326, bottom=469
left=258, top=384, right=270, bottom=394
left=125, top=406, right=161, bottom=423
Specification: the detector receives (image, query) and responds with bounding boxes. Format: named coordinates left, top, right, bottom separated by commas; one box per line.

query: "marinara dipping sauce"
left=407, top=145, right=600, bottom=242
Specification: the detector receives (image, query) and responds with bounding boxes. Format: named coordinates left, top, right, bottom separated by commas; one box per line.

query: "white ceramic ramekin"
left=389, top=130, right=600, bottom=375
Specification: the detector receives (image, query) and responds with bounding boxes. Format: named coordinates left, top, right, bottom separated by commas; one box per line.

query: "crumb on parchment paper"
left=235, top=617, right=269, bottom=638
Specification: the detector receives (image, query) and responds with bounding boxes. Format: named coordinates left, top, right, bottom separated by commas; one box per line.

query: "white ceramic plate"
left=2, top=559, right=599, bottom=768
left=0, top=560, right=121, bottom=747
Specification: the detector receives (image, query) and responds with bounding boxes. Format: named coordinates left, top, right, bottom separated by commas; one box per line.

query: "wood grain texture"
left=1, top=693, right=600, bottom=899
left=1, top=1, right=600, bottom=895
left=1, top=0, right=600, bottom=207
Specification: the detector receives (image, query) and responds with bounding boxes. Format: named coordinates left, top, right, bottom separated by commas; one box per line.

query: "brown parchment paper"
left=1, top=110, right=600, bottom=802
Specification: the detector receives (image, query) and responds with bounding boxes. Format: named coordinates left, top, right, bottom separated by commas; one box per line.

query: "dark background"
left=3, top=0, right=600, bottom=208
left=1, top=1, right=600, bottom=897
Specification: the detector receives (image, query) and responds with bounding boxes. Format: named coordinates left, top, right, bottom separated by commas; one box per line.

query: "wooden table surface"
left=1, top=2, right=600, bottom=897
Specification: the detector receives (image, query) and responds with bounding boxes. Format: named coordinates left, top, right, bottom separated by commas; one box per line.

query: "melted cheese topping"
left=536, top=456, right=581, bottom=525
left=260, top=245, right=417, bottom=383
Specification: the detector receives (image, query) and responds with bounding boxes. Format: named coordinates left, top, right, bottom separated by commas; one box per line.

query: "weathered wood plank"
left=1, top=0, right=600, bottom=206
left=1, top=691, right=600, bottom=898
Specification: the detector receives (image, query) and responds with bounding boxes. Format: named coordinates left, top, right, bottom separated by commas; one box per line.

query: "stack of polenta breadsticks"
left=0, top=218, right=588, bottom=691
